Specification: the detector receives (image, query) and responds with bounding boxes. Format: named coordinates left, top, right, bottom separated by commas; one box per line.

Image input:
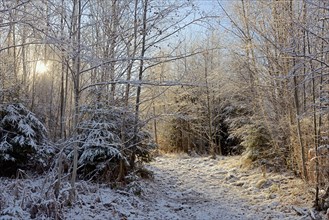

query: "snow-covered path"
left=139, top=154, right=313, bottom=220
left=0, top=154, right=315, bottom=220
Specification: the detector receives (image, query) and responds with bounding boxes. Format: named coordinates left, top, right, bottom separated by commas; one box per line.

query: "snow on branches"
left=0, top=103, right=54, bottom=176
left=67, top=104, right=155, bottom=181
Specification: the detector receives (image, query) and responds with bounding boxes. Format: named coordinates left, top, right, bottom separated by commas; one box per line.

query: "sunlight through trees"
left=1, top=0, right=329, bottom=216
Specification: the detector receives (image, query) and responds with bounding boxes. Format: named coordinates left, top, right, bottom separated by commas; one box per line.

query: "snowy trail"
left=139, top=155, right=312, bottom=220
left=0, top=154, right=314, bottom=219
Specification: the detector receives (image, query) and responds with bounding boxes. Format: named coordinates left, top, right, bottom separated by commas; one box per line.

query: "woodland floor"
left=140, top=154, right=316, bottom=220
left=0, top=154, right=324, bottom=219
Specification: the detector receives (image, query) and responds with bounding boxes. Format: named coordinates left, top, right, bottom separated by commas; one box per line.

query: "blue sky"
left=178, top=0, right=232, bottom=42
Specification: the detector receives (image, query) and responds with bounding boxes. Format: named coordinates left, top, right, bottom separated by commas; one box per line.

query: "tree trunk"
left=293, top=70, right=307, bottom=180
left=131, top=0, right=148, bottom=169
left=70, top=0, right=82, bottom=203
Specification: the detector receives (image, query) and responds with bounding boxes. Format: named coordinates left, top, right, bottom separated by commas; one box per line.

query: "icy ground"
left=142, top=154, right=314, bottom=220
left=0, top=154, right=320, bottom=219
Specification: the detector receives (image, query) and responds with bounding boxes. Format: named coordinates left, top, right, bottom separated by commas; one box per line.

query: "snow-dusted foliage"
left=71, top=104, right=154, bottom=181
left=0, top=103, right=54, bottom=176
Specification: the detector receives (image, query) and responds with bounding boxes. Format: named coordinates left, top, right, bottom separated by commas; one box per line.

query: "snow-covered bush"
left=0, top=103, right=54, bottom=176
left=70, top=104, right=154, bottom=181
left=0, top=205, right=26, bottom=220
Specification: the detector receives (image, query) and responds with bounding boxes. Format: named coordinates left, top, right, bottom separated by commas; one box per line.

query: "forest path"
left=140, top=154, right=313, bottom=220
left=0, top=154, right=315, bottom=219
